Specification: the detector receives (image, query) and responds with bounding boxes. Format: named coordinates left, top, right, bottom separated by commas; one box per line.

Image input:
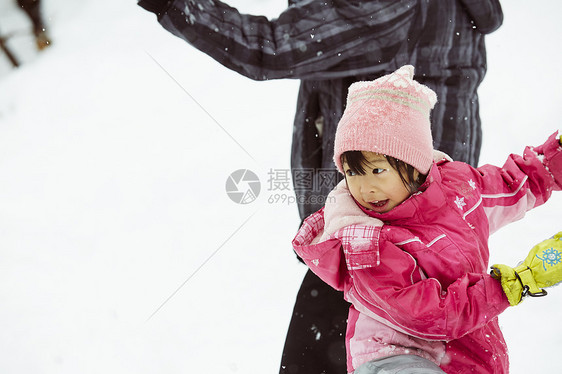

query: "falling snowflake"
left=454, top=196, right=466, bottom=210
left=310, top=324, right=322, bottom=341
left=468, top=179, right=477, bottom=190
left=536, top=248, right=562, bottom=271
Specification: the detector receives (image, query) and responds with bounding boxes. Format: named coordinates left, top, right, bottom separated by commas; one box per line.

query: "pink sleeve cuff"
left=531, top=131, right=562, bottom=190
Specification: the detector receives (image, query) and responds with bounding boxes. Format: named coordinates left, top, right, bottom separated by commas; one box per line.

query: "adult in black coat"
left=138, top=1, right=503, bottom=373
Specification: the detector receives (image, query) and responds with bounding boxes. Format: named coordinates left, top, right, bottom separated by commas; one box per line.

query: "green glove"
left=491, top=232, right=562, bottom=306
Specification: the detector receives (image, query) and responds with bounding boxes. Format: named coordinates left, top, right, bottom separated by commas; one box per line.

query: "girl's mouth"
left=367, top=199, right=389, bottom=212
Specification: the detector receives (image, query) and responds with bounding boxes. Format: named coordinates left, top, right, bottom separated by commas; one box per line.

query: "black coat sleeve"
left=144, top=0, right=419, bottom=80
left=138, top=0, right=171, bottom=16
left=458, top=0, right=503, bottom=34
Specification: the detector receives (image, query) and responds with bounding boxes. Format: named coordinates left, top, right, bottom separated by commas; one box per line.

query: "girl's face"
left=343, top=151, right=417, bottom=213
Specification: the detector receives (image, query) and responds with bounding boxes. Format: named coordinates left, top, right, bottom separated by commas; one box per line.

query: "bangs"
left=341, top=150, right=427, bottom=194
left=341, top=150, right=371, bottom=175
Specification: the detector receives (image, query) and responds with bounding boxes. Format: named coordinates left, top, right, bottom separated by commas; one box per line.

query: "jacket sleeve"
left=296, top=238, right=347, bottom=292
left=475, top=132, right=562, bottom=234
left=147, top=0, right=418, bottom=80
left=345, top=238, right=510, bottom=341
left=292, top=209, right=349, bottom=291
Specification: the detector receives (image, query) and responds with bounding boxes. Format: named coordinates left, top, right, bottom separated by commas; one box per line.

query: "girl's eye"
left=372, top=168, right=386, bottom=175
left=345, top=170, right=357, bottom=177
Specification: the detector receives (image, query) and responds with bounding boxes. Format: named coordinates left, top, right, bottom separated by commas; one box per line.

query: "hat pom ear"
left=395, top=65, right=437, bottom=107
left=398, top=65, right=415, bottom=80
left=423, top=87, right=438, bottom=108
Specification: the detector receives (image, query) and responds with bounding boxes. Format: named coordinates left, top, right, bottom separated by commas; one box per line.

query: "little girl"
left=292, top=65, right=562, bottom=373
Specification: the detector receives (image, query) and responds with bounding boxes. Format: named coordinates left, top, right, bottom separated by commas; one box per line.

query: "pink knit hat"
left=334, top=65, right=437, bottom=174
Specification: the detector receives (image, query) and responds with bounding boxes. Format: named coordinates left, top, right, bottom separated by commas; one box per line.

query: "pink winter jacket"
left=293, top=133, right=562, bottom=373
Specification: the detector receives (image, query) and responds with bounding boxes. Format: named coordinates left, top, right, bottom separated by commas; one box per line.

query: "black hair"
left=341, top=151, right=427, bottom=194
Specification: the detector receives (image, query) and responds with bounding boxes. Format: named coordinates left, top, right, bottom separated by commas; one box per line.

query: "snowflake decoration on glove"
left=536, top=248, right=562, bottom=271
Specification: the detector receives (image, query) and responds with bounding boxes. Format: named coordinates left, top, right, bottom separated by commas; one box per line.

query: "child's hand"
left=491, top=232, right=562, bottom=306
left=531, top=132, right=562, bottom=189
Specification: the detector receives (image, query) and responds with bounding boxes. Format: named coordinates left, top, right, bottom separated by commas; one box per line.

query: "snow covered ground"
left=0, top=0, right=561, bottom=373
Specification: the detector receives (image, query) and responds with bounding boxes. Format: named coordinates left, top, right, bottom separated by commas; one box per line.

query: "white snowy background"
left=0, top=0, right=561, bottom=373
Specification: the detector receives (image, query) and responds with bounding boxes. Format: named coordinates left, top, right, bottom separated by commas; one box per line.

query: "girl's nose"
left=360, top=180, right=376, bottom=194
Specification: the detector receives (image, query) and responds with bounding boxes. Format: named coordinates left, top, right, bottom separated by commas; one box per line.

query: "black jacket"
left=139, top=0, right=503, bottom=219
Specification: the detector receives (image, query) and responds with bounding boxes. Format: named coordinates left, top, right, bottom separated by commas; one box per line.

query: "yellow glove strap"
left=513, top=265, right=547, bottom=297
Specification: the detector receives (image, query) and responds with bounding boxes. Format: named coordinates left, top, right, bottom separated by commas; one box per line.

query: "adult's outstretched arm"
left=139, top=0, right=417, bottom=80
